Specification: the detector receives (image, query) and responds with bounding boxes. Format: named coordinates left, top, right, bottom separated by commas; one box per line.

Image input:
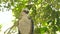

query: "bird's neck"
left=21, top=12, right=28, bottom=17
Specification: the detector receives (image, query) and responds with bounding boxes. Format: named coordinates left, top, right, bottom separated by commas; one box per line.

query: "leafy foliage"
left=0, top=0, right=60, bottom=34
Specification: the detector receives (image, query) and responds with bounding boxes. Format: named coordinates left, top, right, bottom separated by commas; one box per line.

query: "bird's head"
left=22, top=8, right=29, bottom=14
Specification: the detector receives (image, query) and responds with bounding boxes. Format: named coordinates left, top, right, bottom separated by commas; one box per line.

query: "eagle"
left=18, top=8, right=34, bottom=34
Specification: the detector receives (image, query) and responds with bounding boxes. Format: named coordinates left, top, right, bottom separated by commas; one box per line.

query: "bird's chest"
left=19, top=17, right=31, bottom=28
left=18, top=16, right=32, bottom=34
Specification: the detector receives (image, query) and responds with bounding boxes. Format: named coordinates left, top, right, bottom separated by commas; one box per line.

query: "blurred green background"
left=0, top=0, right=60, bottom=34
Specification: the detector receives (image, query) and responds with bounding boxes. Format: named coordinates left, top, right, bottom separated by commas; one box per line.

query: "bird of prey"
left=18, top=8, right=34, bottom=34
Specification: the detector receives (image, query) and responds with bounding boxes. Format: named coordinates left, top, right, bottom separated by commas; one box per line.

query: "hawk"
left=18, top=8, right=34, bottom=34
